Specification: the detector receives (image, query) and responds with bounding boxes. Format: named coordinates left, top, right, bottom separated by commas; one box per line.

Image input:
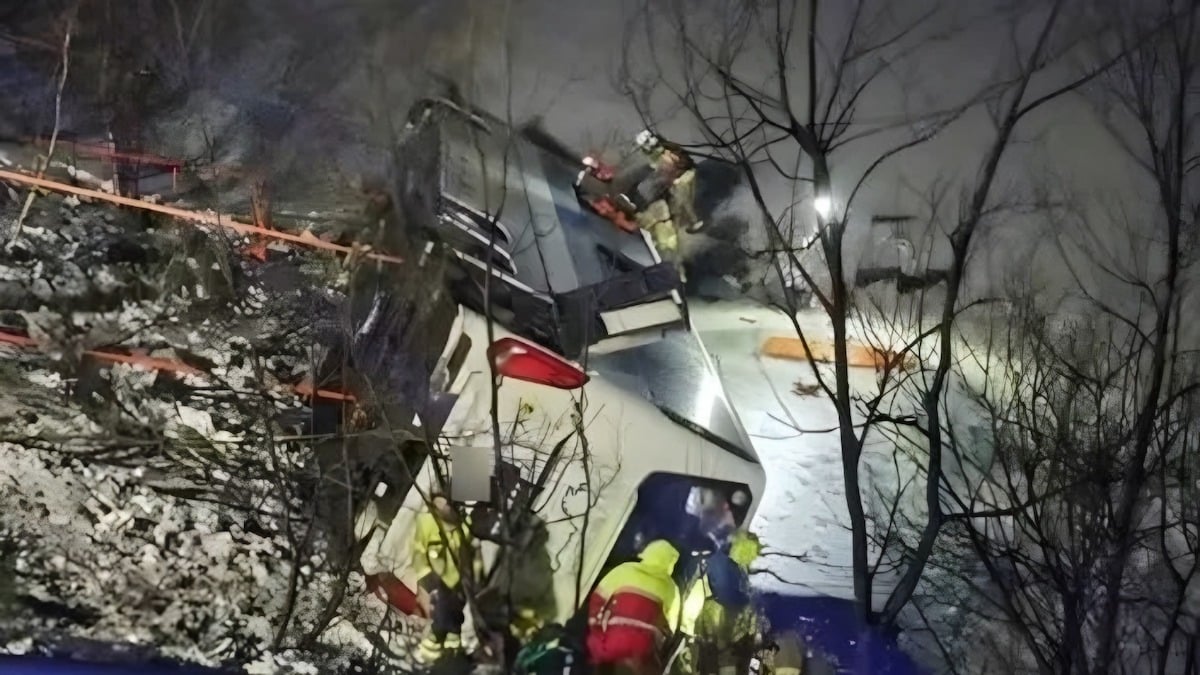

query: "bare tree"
left=917, top=299, right=1200, bottom=673
left=898, top=3, right=1200, bottom=670
left=619, top=0, right=1122, bottom=633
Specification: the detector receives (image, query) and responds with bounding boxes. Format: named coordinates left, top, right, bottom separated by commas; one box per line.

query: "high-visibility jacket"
left=636, top=200, right=678, bottom=255
left=667, top=169, right=699, bottom=232
left=587, top=539, right=682, bottom=665
left=412, top=511, right=473, bottom=589
left=680, top=531, right=761, bottom=643
left=681, top=565, right=759, bottom=642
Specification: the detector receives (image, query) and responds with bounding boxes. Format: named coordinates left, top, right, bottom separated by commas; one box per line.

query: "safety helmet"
left=635, top=129, right=659, bottom=152
left=582, top=155, right=598, bottom=168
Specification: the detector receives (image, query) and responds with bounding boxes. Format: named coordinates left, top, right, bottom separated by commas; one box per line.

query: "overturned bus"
left=338, top=98, right=765, bottom=634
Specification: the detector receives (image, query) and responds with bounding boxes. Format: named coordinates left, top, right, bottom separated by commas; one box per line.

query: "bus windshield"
left=588, top=327, right=756, bottom=462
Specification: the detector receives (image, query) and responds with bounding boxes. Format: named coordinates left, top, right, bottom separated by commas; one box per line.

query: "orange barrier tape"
left=0, top=328, right=354, bottom=402
left=0, top=169, right=404, bottom=265
left=0, top=331, right=38, bottom=348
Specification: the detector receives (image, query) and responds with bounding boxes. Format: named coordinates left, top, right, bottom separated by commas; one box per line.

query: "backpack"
left=705, top=551, right=751, bottom=609
left=513, top=624, right=588, bottom=675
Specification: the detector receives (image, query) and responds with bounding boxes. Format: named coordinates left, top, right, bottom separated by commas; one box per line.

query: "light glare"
left=813, top=194, right=832, bottom=218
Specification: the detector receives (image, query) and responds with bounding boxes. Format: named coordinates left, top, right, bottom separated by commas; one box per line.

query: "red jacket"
left=586, top=540, right=681, bottom=668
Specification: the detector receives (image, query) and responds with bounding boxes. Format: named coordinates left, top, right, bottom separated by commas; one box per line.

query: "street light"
left=813, top=193, right=832, bottom=219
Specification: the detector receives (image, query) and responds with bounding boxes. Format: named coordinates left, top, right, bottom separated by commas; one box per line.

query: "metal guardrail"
left=26, top=134, right=184, bottom=193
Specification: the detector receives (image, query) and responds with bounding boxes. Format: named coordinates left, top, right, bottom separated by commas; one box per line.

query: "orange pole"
left=293, top=379, right=355, bottom=402
left=0, top=169, right=404, bottom=265
left=0, top=331, right=38, bottom=347
left=87, top=350, right=204, bottom=376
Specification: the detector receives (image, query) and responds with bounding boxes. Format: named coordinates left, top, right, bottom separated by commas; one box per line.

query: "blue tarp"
left=760, top=593, right=923, bottom=675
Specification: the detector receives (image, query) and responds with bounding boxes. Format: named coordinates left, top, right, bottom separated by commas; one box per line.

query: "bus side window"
left=446, top=333, right=472, bottom=385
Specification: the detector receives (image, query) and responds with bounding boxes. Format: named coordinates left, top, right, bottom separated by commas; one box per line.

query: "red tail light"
left=487, top=337, right=590, bottom=390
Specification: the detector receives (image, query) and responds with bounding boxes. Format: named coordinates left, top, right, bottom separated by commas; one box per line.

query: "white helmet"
left=635, top=129, right=659, bottom=152
left=582, top=155, right=598, bottom=168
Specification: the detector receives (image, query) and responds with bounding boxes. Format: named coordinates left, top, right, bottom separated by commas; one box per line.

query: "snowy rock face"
left=0, top=435, right=398, bottom=671
left=0, top=194, right=422, bottom=672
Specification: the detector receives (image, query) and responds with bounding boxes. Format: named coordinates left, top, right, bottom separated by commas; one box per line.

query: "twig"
left=9, top=16, right=72, bottom=247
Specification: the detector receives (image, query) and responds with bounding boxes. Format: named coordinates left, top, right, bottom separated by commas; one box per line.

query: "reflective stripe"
left=604, top=616, right=665, bottom=637
left=680, top=569, right=710, bottom=636
left=590, top=587, right=671, bottom=633
left=416, top=637, right=441, bottom=664
left=589, top=614, right=667, bottom=648
left=590, top=591, right=667, bottom=641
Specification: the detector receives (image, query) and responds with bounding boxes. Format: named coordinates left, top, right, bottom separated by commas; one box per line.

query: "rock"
left=30, top=277, right=53, bottom=301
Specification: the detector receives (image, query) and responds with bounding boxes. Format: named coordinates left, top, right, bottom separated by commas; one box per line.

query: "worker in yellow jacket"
left=678, top=529, right=763, bottom=675
left=630, top=131, right=700, bottom=283
left=413, top=493, right=477, bottom=663
left=587, top=539, right=683, bottom=674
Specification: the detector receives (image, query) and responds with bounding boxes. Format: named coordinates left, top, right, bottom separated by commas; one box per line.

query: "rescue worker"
left=679, top=529, right=763, bottom=675
left=632, top=132, right=698, bottom=228
left=495, top=516, right=558, bottom=644
left=514, top=622, right=586, bottom=675
left=666, top=161, right=702, bottom=233
left=701, top=490, right=748, bottom=553
left=413, top=493, right=476, bottom=663
left=676, top=489, right=745, bottom=584
left=580, top=155, right=616, bottom=183
left=587, top=539, right=683, bottom=674
left=636, top=198, right=682, bottom=266
left=595, top=195, right=641, bottom=233
left=766, top=631, right=836, bottom=675
left=576, top=155, right=640, bottom=232
left=630, top=130, right=702, bottom=280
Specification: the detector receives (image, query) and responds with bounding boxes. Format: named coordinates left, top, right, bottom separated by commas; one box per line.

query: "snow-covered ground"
left=689, top=300, right=935, bottom=603
left=687, top=301, right=883, bottom=599
left=0, top=193, right=418, bottom=673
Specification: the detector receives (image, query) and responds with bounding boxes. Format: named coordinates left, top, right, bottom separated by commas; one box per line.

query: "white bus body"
left=356, top=306, right=765, bottom=624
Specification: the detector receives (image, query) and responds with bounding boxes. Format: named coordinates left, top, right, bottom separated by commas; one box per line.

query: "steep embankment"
left=0, top=185, right=428, bottom=673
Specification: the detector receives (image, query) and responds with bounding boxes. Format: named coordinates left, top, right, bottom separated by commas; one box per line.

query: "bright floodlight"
left=813, top=194, right=832, bottom=219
